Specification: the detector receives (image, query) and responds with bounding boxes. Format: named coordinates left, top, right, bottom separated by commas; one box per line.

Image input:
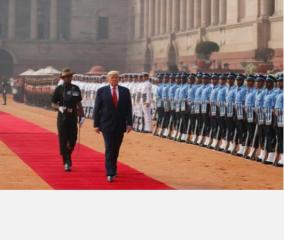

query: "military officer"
left=241, top=75, right=256, bottom=158
left=141, top=72, right=153, bottom=133
left=191, top=73, right=204, bottom=144
left=225, top=73, right=237, bottom=153
left=197, top=73, right=212, bottom=146
left=153, top=74, right=165, bottom=135
left=215, top=74, right=227, bottom=150
left=51, top=68, right=85, bottom=172
left=274, top=74, right=283, bottom=166
left=208, top=73, right=220, bottom=148
left=262, top=75, right=278, bottom=164
left=185, top=73, right=198, bottom=143
left=254, top=75, right=267, bottom=161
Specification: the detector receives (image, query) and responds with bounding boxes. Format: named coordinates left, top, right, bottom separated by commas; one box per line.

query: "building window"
left=0, top=0, right=8, bottom=39
left=97, top=17, right=109, bottom=40
left=15, top=0, right=31, bottom=39
left=58, top=0, right=71, bottom=40
left=238, top=0, right=245, bottom=21
left=37, top=0, right=50, bottom=40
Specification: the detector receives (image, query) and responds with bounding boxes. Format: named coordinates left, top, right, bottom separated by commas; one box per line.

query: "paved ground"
left=0, top=96, right=283, bottom=190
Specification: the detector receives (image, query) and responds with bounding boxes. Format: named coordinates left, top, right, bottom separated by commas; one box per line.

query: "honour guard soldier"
left=208, top=73, right=220, bottom=148
left=159, top=74, right=171, bottom=136
left=153, top=74, right=164, bottom=135
left=225, top=73, right=237, bottom=153
left=262, top=75, right=278, bottom=164
left=163, top=73, right=178, bottom=137
left=177, top=73, right=189, bottom=142
left=141, top=72, right=153, bottom=133
left=191, top=73, right=204, bottom=144
left=51, top=68, right=85, bottom=172
left=185, top=73, right=198, bottom=143
left=215, top=74, right=228, bottom=150
left=197, top=73, right=212, bottom=146
left=254, top=75, right=267, bottom=161
left=274, top=74, right=283, bottom=166
left=241, top=75, right=256, bottom=158
left=234, top=74, right=247, bottom=156
left=171, top=74, right=182, bottom=139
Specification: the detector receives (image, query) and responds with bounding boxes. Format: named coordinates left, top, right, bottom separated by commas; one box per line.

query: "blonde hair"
left=107, top=71, right=120, bottom=78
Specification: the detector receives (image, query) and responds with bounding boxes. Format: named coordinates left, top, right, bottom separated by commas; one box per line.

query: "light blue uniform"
left=169, top=83, right=179, bottom=110
left=275, top=90, right=283, bottom=127
left=156, top=83, right=164, bottom=108
left=263, top=89, right=277, bottom=125
left=179, top=83, right=189, bottom=112
left=217, top=84, right=227, bottom=117
left=226, top=85, right=236, bottom=117
left=187, top=83, right=198, bottom=113
left=174, top=85, right=182, bottom=112
left=200, top=84, right=212, bottom=113
left=210, top=84, right=219, bottom=116
left=162, top=83, right=171, bottom=112
left=245, top=87, right=256, bottom=122
left=235, top=85, right=247, bottom=120
left=255, top=88, right=266, bottom=124
left=194, top=84, right=203, bottom=114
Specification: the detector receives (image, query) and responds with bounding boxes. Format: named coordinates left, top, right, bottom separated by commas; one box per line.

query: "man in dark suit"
left=93, top=71, right=133, bottom=182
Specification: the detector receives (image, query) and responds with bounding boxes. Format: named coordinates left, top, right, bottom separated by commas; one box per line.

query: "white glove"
left=79, top=117, right=85, bottom=127
left=59, top=106, right=66, bottom=114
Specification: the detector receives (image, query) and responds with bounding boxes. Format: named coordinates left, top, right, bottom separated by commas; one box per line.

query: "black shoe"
left=107, top=176, right=114, bottom=182
left=64, top=163, right=71, bottom=172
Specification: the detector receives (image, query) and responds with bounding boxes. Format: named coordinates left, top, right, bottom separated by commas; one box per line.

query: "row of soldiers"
left=153, top=72, right=283, bottom=167
left=72, top=73, right=155, bottom=134
left=71, top=71, right=283, bottom=167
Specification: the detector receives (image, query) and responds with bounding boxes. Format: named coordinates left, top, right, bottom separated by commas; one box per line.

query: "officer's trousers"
left=180, top=111, right=189, bottom=134
left=256, top=124, right=265, bottom=148
left=195, top=113, right=203, bottom=136
left=57, top=114, right=78, bottom=163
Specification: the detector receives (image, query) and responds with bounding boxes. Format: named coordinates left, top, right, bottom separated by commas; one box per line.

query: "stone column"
left=172, top=0, right=179, bottom=31
left=50, top=0, right=58, bottom=40
left=211, top=0, right=219, bottom=25
left=194, top=0, right=201, bottom=28
left=274, top=0, right=283, bottom=15
left=201, top=0, right=210, bottom=27
left=155, top=0, right=160, bottom=35
left=30, top=0, right=38, bottom=40
left=166, top=0, right=172, bottom=33
left=219, top=0, right=226, bottom=24
left=260, top=0, right=270, bottom=18
left=148, top=0, right=154, bottom=36
left=180, top=0, right=187, bottom=31
left=186, top=0, right=194, bottom=29
left=144, top=0, right=149, bottom=37
left=160, top=0, right=166, bottom=34
left=8, top=0, right=16, bottom=39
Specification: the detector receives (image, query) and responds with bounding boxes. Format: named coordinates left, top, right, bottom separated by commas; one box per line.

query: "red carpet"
left=0, top=112, right=172, bottom=190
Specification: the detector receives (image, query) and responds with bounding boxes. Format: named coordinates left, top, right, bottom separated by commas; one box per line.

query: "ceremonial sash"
left=246, top=106, right=254, bottom=123
left=226, top=102, right=234, bottom=117
left=264, top=107, right=273, bottom=125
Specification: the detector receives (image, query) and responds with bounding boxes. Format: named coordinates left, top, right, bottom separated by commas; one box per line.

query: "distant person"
left=93, top=71, right=133, bottom=182
left=51, top=68, right=85, bottom=172
left=0, top=75, right=9, bottom=105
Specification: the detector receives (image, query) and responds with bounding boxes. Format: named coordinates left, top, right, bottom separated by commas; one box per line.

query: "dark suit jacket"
left=93, top=85, right=133, bottom=133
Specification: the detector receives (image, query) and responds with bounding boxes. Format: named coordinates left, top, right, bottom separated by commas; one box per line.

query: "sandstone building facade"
left=0, top=0, right=283, bottom=77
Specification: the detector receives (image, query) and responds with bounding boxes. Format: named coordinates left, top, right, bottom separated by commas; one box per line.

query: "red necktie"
left=112, top=87, right=118, bottom=108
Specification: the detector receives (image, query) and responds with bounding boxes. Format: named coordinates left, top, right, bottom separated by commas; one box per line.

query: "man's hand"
left=79, top=117, right=85, bottom=128
left=94, top=127, right=101, bottom=134
left=59, top=106, right=66, bottom=114
left=126, top=125, right=132, bottom=134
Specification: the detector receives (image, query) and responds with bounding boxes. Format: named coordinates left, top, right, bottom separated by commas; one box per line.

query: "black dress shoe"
left=107, top=176, right=114, bottom=182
